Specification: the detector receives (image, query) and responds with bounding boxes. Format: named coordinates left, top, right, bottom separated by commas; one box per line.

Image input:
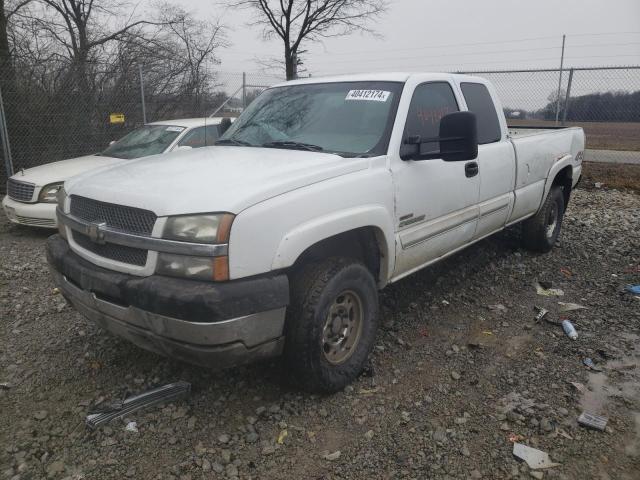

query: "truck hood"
left=11, top=154, right=121, bottom=187
left=65, top=146, right=370, bottom=216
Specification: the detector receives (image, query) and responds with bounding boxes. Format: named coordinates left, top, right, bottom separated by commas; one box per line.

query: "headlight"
left=156, top=253, right=229, bottom=281
left=163, top=213, right=234, bottom=244
left=158, top=213, right=234, bottom=281
left=38, top=182, right=64, bottom=203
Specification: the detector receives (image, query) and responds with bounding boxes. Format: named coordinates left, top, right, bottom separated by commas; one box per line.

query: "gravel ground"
left=1, top=187, right=639, bottom=480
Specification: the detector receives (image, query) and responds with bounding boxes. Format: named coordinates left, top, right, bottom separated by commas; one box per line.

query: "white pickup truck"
left=47, top=73, right=584, bottom=392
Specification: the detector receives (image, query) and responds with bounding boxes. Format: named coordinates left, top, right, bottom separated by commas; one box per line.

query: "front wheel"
left=522, top=185, right=565, bottom=252
left=284, top=258, right=379, bottom=393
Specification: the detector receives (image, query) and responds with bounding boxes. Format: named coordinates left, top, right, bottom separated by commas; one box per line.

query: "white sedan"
left=2, top=117, right=232, bottom=228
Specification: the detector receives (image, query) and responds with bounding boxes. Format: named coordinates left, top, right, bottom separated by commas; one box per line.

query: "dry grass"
left=508, top=119, right=640, bottom=151
left=580, top=161, right=640, bottom=192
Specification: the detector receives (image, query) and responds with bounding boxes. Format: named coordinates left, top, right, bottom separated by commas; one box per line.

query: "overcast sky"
left=173, top=0, right=640, bottom=77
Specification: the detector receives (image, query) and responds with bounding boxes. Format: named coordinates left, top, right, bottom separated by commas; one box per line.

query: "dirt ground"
left=581, top=162, right=640, bottom=193
left=508, top=120, right=640, bottom=151
left=1, top=187, right=639, bottom=480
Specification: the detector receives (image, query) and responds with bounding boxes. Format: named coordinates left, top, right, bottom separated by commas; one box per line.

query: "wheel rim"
left=322, top=290, right=364, bottom=364
left=545, top=202, right=559, bottom=239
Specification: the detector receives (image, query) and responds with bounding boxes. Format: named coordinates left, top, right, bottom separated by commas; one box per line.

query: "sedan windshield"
left=217, top=81, right=403, bottom=157
left=100, top=125, right=185, bottom=159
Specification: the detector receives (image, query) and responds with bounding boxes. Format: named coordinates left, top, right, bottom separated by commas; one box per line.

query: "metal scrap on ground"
left=578, top=412, right=608, bottom=431
left=86, top=381, right=191, bottom=429
left=512, top=443, right=560, bottom=469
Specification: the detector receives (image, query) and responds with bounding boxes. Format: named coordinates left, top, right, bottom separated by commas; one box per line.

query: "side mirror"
left=220, top=117, right=232, bottom=135
left=401, top=111, right=478, bottom=162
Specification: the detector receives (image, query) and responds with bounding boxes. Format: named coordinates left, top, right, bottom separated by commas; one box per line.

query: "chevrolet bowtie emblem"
left=88, top=221, right=107, bottom=244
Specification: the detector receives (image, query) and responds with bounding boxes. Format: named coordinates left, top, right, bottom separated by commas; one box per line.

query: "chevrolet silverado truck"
left=47, top=73, right=584, bottom=392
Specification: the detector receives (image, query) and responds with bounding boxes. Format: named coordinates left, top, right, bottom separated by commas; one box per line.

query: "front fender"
left=271, top=205, right=395, bottom=286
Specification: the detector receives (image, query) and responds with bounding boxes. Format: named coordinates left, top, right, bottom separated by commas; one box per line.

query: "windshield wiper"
left=215, top=138, right=252, bottom=146
left=262, top=141, right=324, bottom=152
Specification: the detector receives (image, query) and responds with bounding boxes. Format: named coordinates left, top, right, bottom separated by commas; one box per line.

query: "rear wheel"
left=284, top=258, right=379, bottom=393
left=522, top=185, right=565, bottom=252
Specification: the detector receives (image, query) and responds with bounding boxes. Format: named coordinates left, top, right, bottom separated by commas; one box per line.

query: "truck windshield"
left=100, top=125, right=185, bottom=159
left=217, top=81, right=403, bottom=157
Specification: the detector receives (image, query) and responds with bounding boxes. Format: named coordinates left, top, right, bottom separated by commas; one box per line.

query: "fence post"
left=562, top=68, right=574, bottom=125
left=0, top=84, right=14, bottom=178
left=554, top=34, right=566, bottom=125
left=139, top=64, right=147, bottom=124
left=242, top=72, right=247, bottom=109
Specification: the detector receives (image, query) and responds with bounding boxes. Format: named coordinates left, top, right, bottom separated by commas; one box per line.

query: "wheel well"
left=552, top=166, right=573, bottom=209
left=292, top=227, right=384, bottom=283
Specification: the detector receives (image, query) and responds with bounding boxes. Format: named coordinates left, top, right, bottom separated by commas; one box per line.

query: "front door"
left=391, top=81, right=481, bottom=279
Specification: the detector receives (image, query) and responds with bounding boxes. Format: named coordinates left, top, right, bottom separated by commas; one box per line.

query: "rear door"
left=457, top=80, right=516, bottom=239
left=390, top=79, right=481, bottom=278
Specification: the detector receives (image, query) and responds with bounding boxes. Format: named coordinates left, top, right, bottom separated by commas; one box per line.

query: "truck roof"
left=273, top=72, right=484, bottom=88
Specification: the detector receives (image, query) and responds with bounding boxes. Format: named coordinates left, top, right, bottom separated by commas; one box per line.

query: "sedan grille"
left=73, top=231, right=148, bottom=267
left=70, top=195, right=157, bottom=235
left=7, top=179, right=35, bottom=202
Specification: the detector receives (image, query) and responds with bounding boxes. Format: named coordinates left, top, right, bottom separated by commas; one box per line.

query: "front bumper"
left=2, top=195, right=57, bottom=228
left=46, top=235, right=289, bottom=369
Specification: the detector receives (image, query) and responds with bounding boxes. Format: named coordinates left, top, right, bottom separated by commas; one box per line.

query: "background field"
left=508, top=119, right=640, bottom=151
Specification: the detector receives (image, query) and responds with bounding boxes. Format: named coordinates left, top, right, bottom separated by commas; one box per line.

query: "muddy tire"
left=522, top=186, right=565, bottom=253
left=284, top=257, right=379, bottom=393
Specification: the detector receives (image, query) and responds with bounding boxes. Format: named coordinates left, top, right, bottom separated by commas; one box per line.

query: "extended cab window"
left=177, top=125, right=221, bottom=148
left=403, top=82, right=459, bottom=152
left=460, top=82, right=501, bottom=144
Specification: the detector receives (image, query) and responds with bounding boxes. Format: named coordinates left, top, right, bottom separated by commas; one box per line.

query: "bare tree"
left=232, top=0, right=388, bottom=80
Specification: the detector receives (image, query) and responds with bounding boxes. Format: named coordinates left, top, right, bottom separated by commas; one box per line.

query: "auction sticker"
left=346, top=90, right=390, bottom=102
left=166, top=126, right=186, bottom=132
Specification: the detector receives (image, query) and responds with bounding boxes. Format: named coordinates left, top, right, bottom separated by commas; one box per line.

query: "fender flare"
left=538, top=155, right=573, bottom=212
left=271, top=205, right=395, bottom=286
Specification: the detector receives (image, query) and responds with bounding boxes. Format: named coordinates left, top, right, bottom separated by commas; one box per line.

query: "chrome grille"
left=8, top=179, right=35, bottom=202
left=70, top=195, right=156, bottom=235
left=73, top=231, right=148, bottom=266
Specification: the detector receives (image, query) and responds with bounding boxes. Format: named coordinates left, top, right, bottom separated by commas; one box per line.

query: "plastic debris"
left=277, top=429, right=288, bottom=444
left=561, top=320, right=578, bottom=340
left=487, top=304, right=508, bottom=313
left=512, top=443, right=560, bottom=469
left=125, top=421, right=138, bottom=433
left=625, top=284, right=640, bottom=295
left=535, top=282, right=564, bottom=297
left=534, top=306, right=549, bottom=322
left=578, top=412, right=608, bottom=431
left=508, top=433, right=525, bottom=443
left=86, top=381, right=191, bottom=429
left=558, top=302, right=588, bottom=312
left=583, top=358, right=603, bottom=372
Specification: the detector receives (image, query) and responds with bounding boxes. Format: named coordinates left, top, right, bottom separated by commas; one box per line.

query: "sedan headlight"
left=158, top=213, right=234, bottom=281
left=38, top=182, right=64, bottom=203
left=163, top=213, right=234, bottom=244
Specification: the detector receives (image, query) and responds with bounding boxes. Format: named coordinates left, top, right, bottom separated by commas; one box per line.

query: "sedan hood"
left=65, top=146, right=369, bottom=216
left=11, top=155, right=121, bottom=187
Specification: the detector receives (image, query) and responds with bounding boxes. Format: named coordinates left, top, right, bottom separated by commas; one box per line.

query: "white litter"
left=558, top=302, right=588, bottom=312
left=513, top=443, right=560, bottom=470
left=125, top=421, right=138, bottom=433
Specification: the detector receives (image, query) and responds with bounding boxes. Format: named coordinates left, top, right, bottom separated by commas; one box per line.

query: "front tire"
left=522, top=185, right=565, bottom=252
left=284, top=258, right=379, bottom=393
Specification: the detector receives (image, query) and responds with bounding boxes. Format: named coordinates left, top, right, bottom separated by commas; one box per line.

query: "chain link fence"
left=1, top=66, right=640, bottom=193
left=0, top=69, right=282, bottom=192
left=459, top=66, right=640, bottom=160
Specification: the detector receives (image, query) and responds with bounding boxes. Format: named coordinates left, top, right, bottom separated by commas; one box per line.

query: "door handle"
left=465, top=161, right=479, bottom=178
